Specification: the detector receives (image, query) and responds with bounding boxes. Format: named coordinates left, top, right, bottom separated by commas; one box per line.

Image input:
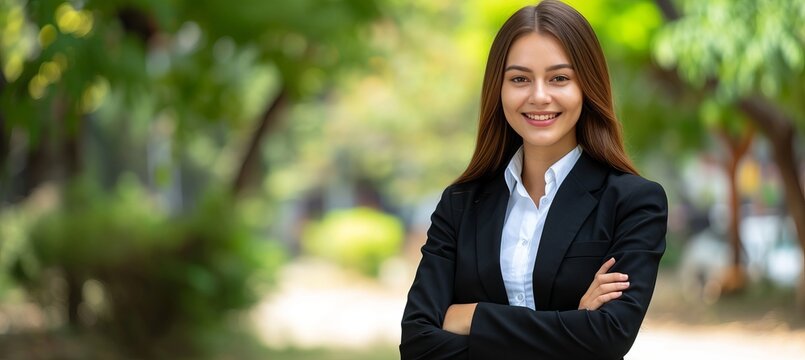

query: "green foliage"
left=0, top=197, right=42, bottom=298
left=1, top=1, right=385, bottom=353
left=0, top=0, right=383, bottom=134
left=655, top=0, right=805, bottom=108
left=264, top=0, right=498, bottom=202
left=0, top=0, right=385, bottom=200
left=569, top=0, right=663, bottom=56
left=10, top=177, right=286, bottom=355
left=29, top=177, right=168, bottom=269
left=302, top=207, right=403, bottom=277
left=698, top=98, right=750, bottom=137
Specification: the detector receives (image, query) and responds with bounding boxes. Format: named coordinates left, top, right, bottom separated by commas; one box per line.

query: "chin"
left=521, top=136, right=561, bottom=148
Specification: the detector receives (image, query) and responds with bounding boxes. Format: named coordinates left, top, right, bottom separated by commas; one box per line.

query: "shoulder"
left=577, top=152, right=666, bottom=204
left=444, top=177, right=484, bottom=196
left=602, top=171, right=668, bottom=215
left=606, top=171, right=665, bottom=195
left=440, top=172, right=506, bottom=208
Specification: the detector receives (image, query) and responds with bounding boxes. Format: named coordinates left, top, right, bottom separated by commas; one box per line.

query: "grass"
left=261, top=346, right=399, bottom=360
left=0, top=328, right=400, bottom=360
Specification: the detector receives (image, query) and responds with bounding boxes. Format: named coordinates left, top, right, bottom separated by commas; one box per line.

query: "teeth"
left=525, top=113, right=558, bottom=121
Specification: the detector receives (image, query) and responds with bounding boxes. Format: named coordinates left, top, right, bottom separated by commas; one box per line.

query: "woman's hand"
left=442, top=303, right=477, bottom=335
left=578, top=257, right=629, bottom=311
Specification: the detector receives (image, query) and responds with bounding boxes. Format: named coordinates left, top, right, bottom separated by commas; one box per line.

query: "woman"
left=400, top=1, right=667, bottom=359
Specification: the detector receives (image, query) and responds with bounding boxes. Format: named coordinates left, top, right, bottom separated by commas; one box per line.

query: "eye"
left=510, top=76, right=529, bottom=83
left=550, top=75, right=571, bottom=83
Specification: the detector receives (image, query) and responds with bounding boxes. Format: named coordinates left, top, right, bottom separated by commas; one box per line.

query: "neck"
left=520, top=140, right=577, bottom=199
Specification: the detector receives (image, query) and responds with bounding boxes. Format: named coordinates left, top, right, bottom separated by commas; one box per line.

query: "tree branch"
left=232, top=88, right=289, bottom=197
left=654, top=0, right=681, bottom=21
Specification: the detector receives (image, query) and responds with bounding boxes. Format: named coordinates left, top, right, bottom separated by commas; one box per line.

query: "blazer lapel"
left=475, top=175, right=510, bottom=304
left=533, top=152, right=607, bottom=309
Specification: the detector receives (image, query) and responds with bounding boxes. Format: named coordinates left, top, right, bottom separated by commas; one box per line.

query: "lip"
left=522, top=112, right=560, bottom=127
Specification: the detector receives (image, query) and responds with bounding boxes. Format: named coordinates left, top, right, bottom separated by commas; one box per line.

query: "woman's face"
left=501, top=31, right=582, bottom=154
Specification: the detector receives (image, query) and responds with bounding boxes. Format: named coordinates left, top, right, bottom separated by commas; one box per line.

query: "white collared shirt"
left=500, top=145, right=582, bottom=310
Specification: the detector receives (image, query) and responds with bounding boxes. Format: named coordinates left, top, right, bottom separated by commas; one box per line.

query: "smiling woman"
left=501, top=31, right=583, bottom=169
left=400, top=1, right=668, bottom=359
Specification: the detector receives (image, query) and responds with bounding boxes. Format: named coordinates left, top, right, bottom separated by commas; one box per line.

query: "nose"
left=529, top=83, right=551, bottom=104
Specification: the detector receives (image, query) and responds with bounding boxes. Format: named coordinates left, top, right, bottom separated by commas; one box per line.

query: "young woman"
left=400, top=1, right=668, bottom=359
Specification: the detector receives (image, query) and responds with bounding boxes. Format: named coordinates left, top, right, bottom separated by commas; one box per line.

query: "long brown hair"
left=454, top=0, right=638, bottom=184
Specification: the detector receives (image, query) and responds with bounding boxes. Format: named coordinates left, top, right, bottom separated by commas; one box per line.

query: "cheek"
left=501, top=86, right=525, bottom=112
left=565, top=86, right=584, bottom=111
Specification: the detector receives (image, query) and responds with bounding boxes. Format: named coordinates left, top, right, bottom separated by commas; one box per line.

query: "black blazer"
left=400, top=152, right=668, bottom=360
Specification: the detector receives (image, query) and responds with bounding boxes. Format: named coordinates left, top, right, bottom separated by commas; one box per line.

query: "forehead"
left=505, top=31, right=571, bottom=67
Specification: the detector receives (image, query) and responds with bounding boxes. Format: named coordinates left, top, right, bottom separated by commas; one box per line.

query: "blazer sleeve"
left=400, top=187, right=469, bottom=359
left=468, top=180, right=668, bottom=360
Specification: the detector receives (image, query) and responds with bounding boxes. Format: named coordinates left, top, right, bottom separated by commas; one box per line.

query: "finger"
left=590, top=291, right=623, bottom=309
left=596, top=282, right=630, bottom=294
left=590, top=259, right=617, bottom=288
left=595, top=257, right=616, bottom=276
left=584, top=290, right=623, bottom=311
left=586, top=281, right=629, bottom=301
left=597, top=291, right=623, bottom=304
left=595, top=272, right=629, bottom=285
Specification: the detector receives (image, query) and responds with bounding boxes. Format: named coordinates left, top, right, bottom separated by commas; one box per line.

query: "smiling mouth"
left=523, top=112, right=560, bottom=121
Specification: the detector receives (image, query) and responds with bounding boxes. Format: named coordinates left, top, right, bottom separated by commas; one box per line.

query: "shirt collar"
left=504, top=145, right=582, bottom=194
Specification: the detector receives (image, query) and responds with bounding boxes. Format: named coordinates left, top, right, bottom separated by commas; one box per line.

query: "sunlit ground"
left=252, top=257, right=805, bottom=360
left=628, top=273, right=805, bottom=359
left=1, top=257, right=804, bottom=359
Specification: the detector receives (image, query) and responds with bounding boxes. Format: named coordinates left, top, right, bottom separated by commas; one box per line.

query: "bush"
left=302, top=207, right=403, bottom=277
left=11, top=177, right=286, bottom=357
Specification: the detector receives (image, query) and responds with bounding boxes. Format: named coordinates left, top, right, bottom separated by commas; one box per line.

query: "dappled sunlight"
left=252, top=258, right=411, bottom=349
left=628, top=322, right=805, bottom=360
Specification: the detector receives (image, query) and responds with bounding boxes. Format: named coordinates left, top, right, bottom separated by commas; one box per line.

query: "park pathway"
left=253, top=258, right=805, bottom=359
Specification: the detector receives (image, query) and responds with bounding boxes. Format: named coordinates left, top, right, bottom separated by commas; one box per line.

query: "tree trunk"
left=0, top=67, right=8, bottom=179
left=654, top=0, right=681, bottom=20
left=715, top=127, right=754, bottom=294
left=56, top=94, right=86, bottom=328
left=63, top=117, right=83, bottom=180
left=22, top=130, right=50, bottom=198
left=66, top=271, right=82, bottom=327
left=232, top=88, right=289, bottom=197
left=0, top=109, right=8, bottom=203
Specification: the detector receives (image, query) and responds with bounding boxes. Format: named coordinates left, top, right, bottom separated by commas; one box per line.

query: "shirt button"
left=516, top=293, right=525, bottom=302
left=520, top=239, right=528, bottom=246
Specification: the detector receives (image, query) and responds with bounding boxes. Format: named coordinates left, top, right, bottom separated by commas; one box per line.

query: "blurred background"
left=0, top=0, right=804, bottom=359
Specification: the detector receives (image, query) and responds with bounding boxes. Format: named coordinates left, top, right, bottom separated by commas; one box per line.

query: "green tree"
left=653, top=0, right=805, bottom=306
left=0, top=0, right=384, bottom=201
left=0, top=0, right=387, bottom=355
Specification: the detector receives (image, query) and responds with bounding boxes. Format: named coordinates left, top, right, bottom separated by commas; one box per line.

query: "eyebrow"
left=504, top=64, right=573, bottom=72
